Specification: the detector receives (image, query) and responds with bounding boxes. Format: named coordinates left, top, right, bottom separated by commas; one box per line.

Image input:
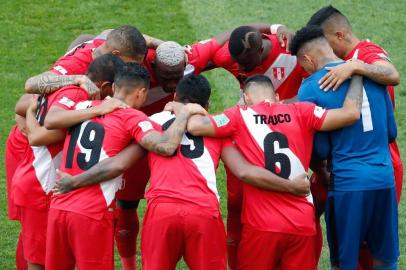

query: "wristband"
left=270, top=24, right=283, bottom=35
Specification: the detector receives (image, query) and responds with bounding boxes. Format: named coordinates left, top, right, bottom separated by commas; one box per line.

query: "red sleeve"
left=209, top=106, right=239, bottom=137
left=124, top=109, right=158, bottom=143
left=211, top=42, right=234, bottom=68
left=188, top=38, right=221, bottom=74
left=295, top=102, right=328, bottom=131
left=221, top=137, right=235, bottom=148
left=50, top=86, right=89, bottom=110
left=358, top=43, right=391, bottom=64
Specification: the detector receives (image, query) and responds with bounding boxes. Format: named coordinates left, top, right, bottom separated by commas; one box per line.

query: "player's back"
left=51, top=101, right=148, bottom=220
left=299, top=63, right=396, bottom=191
left=221, top=101, right=327, bottom=235
left=146, top=111, right=223, bottom=216
left=212, top=34, right=304, bottom=99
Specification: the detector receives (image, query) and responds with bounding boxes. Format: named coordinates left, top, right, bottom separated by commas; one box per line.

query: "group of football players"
left=5, top=4, right=402, bottom=270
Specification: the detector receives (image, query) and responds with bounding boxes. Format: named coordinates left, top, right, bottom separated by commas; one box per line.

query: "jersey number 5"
left=264, top=132, right=291, bottom=179
left=65, top=122, right=105, bottom=170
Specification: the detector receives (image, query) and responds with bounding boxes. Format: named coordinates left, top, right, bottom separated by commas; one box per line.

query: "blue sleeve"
left=384, top=92, right=397, bottom=143
left=312, top=132, right=330, bottom=160
left=298, top=80, right=318, bottom=104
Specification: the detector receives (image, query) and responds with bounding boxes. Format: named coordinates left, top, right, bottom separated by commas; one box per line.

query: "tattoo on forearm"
left=29, top=74, right=80, bottom=94
left=346, top=75, right=363, bottom=110
left=363, top=63, right=394, bottom=84
left=142, top=112, right=190, bottom=156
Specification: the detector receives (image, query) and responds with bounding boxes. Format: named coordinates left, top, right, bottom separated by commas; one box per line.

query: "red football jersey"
left=50, top=101, right=156, bottom=220
left=345, top=41, right=402, bottom=168
left=212, top=34, right=305, bottom=100
left=141, top=39, right=220, bottom=115
left=210, top=101, right=328, bottom=235
left=146, top=111, right=229, bottom=216
left=49, top=37, right=106, bottom=75
left=12, top=86, right=89, bottom=210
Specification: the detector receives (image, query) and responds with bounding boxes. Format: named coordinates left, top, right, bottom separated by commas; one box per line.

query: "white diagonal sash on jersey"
left=32, top=146, right=62, bottom=194
left=149, top=111, right=219, bottom=201
left=239, top=107, right=312, bottom=202
left=75, top=106, right=123, bottom=207
left=264, top=54, right=297, bottom=90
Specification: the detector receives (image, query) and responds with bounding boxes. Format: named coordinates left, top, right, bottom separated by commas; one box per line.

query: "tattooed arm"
left=25, top=71, right=100, bottom=97
left=319, top=59, right=400, bottom=91
left=320, top=75, right=363, bottom=131
left=139, top=104, right=207, bottom=156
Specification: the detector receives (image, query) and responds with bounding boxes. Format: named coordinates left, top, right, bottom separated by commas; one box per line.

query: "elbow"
left=28, top=135, right=42, bottom=146
left=234, top=167, right=250, bottom=181
left=25, top=78, right=34, bottom=93
left=391, top=74, right=400, bottom=86
left=347, top=108, right=361, bottom=125
left=44, top=117, right=57, bottom=130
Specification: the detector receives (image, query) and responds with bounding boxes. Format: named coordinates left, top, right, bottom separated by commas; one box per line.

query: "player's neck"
left=343, top=33, right=361, bottom=58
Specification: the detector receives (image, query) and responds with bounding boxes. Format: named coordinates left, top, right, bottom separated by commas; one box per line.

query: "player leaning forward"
left=44, top=63, right=208, bottom=270
left=291, top=25, right=399, bottom=270
left=182, top=72, right=364, bottom=269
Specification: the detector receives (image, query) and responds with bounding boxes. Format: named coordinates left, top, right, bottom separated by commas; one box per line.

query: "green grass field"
left=0, top=0, right=405, bottom=269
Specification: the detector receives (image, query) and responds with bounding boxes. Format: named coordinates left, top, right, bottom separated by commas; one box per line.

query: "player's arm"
left=44, top=98, right=128, bottom=130
left=319, top=59, right=400, bottom=91
left=25, top=71, right=100, bottom=98
left=25, top=98, right=65, bottom=146
left=15, top=94, right=34, bottom=117
left=319, top=75, right=363, bottom=131
left=187, top=115, right=217, bottom=136
left=53, top=144, right=145, bottom=195
left=143, top=33, right=164, bottom=49
left=139, top=104, right=207, bottom=156
left=221, top=144, right=310, bottom=196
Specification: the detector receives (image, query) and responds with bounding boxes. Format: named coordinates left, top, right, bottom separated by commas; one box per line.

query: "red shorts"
left=238, top=226, right=317, bottom=270
left=19, top=206, right=48, bottom=265
left=6, top=126, right=28, bottom=220
left=46, top=209, right=114, bottom=270
left=116, top=156, right=150, bottom=201
left=141, top=199, right=227, bottom=270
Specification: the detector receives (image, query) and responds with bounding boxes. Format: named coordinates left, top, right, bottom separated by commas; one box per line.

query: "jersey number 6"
left=264, top=132, right=291, bottom=179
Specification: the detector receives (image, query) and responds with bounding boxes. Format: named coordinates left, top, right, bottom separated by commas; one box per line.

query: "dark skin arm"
left=221, top=145, right=310, bottom=196
left=53, top=144, right=146, bottom=195
left=15, top=94, right=34, bottom=117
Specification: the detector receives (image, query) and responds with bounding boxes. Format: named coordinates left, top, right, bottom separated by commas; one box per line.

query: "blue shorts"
left=325, top=188, right=399, bottom=270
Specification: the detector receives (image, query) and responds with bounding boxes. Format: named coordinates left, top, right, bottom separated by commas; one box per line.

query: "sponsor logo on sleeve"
left=213, top=114, right=230, bottom=127
left=138, top=121, right=153, bottom=132
left=53, top=65, right=68, bottom=75
left=58, top=97, right=75, bottom=108
left=313, top=106, right=326, bottom=118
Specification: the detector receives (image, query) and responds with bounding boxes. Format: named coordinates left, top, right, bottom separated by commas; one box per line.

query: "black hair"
left=108, top=25, right=147, bottom=58
left=87, top=53, right=124, bottom=83
left=176, top=74, right=211, bottom=107
left=114, top=62, right=150, bottom=91
left=243, top=75, right=274, bottom=92
left=307, top=5, right=346, bottom=27
left=229, top=26, right=261, bottom=57
left=289, top=25, right=326, bottom=56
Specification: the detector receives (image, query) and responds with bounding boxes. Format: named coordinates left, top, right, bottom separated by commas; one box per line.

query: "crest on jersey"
left=138, top=121, right=153, bottom=132
left=272, top=67, right=285, bottom=81
left=58, top=97, right=75, bottom=108
left=213, top=114, right=230, bottom=127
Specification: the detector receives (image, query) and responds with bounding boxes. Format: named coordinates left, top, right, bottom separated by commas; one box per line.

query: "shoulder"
left=212, top=43, right=234, bottom=67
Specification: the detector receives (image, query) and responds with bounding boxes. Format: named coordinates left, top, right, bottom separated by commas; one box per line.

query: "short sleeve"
left=188, top=38, right=221, bottom=74
left=124, top=110, right=158, bottom=143
left=211, top=43, right=234, bottom=68
left=50, top=86, right=89, bottom=110
left=296, top=102, right=328, bottom=131
left=221, top=137, right=235, bottom=149
left=209, top=106, right=239, bottom=138
left=358, top=44, right=391, bottom=64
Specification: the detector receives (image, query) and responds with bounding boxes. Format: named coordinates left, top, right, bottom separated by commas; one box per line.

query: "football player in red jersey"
left=12, top=54, right=125, bottom=270
left=50, top=74, right=311, bottom=270
left=307, top=6, right=402, bottom=270
left=184, top=74, right=364, bottom=269
left=44, top=63, right=207, bottom=270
